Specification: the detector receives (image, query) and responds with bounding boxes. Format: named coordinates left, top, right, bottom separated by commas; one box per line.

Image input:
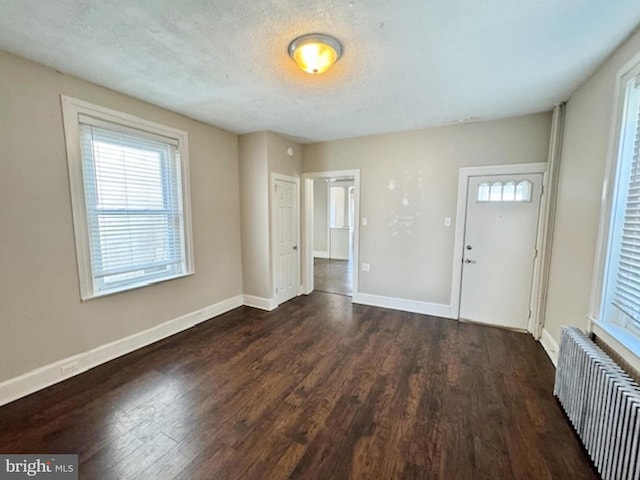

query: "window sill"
left=81, top=271, right=194, bottom=301
left=590, top=317, right=640, bottom=373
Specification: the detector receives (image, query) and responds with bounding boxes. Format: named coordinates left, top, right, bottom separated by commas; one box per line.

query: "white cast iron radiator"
left=554, top=326, right=640, bottom=480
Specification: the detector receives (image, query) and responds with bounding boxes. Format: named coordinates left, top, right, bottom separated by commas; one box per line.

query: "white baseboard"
left=243, top=295, right=277, bottom=311
left=539, top=327, right=559, bottom=367
left=352, top=293, right=454, bottom=319
left=313, top=250, right=330, bottom=259
left=0, top=295, right=243, bottom=407
left=298, top=285, right=311, bottom=296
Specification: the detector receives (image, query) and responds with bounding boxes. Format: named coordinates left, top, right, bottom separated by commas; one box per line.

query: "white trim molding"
left=353, top=293, right=454, bottom=319
left=313, top=250, right=330, bottom=259
left=539, top=327, right=559, bottom=367
left=532, top=104, right=565, bottom=339
left=592, top=319, right=640, bottom=373
left=243, top=295, right=278, bottom=311
left=0, top=295, right=243, bottom=407
left=301, top=170, right=361, bottom=299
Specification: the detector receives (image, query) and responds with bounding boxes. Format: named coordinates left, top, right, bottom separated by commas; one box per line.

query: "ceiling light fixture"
left=288, top=33, right=343, bottom=75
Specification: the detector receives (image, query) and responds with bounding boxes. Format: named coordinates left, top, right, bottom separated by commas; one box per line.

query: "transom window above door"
left=477, top=180, right=532, bottom=203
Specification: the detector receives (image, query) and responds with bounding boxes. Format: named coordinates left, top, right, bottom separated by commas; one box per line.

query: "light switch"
left=444, top=217, right=451, bottom=227
left=362, top=263, right=370, bottom=272
left=362, top=217, right=368, bottom=226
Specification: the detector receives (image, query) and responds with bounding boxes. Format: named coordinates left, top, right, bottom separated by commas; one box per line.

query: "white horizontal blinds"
left=78, top=120, right=186, bottom=292
left=614, top=77, right=640, bottom=334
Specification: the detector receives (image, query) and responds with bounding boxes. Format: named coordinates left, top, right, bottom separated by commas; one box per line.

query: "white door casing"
left=272, top=175, right=299, bottom=305
left=459, top=173, right=543, bottom=330
left=301, top=170, right=361, bottom=297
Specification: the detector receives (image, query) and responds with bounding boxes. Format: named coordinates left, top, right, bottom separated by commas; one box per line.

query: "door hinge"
left=528, top=309, right=532, bottom=319
left=541, top=185, right=544, bottom=196
left=534, top=248, right=538, bottom=259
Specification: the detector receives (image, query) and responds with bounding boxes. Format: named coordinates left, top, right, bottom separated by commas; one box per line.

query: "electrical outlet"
left=362, top=263, right=370, bottom=272
left=60, top=361, right=79, bottom=377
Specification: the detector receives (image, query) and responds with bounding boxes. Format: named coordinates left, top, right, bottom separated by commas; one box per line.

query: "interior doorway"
left=302, top=170, right=361, bottom=298
left=313, top=178, right=354, bottom=295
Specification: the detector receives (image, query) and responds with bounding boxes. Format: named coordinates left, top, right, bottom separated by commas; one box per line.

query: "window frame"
left=590, top=54, right=640, bottom=368
left=61, top=95, right=195, bottom=300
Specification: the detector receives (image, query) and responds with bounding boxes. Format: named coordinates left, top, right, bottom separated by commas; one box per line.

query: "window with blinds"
left=604, top=74, right=640, bottom=337
left=61, top=96, right=193, bottom=299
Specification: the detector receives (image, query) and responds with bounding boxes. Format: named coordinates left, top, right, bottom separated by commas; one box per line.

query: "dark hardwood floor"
left=314, top=258, right=352, bottom=296
left=0, top=293, right=596, bottom=479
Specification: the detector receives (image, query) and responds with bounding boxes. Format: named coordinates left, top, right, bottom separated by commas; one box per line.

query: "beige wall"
left=303, top=113, right=552, bottom=305
left=9, top=20, right=637, bottom=387
left=267, top=132, right=302, bottom=177
left=238, top=131, right=301, bottom=300
left=545, top=28, right=640, bottom=344
left=238, top=132, right=271, bottom=298
left=0, top=50, right=243, bottom=382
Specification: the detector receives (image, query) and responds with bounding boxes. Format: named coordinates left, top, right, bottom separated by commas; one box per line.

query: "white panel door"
left=275, top=179, right=299, bottom=305
left=459, top=173, right=543, bottom=330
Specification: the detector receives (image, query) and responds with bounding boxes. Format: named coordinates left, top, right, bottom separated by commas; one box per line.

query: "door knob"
left=464, top=258, right=474, bottom=263
left=466, top=245, right=472, bottom=250
left=293, top=246, right=298, bottom=250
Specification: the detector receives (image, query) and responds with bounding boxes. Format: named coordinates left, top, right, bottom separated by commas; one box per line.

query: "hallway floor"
left=314, top=258, right=352, bottom=296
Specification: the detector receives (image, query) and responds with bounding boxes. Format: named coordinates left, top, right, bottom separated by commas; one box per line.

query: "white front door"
left=274, top=178, right=299, bottom=305
left=459, top=173, right=543, bottom=330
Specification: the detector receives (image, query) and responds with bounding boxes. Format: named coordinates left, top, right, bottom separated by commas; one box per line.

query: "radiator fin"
left=554, top=327, right=640, bottom=480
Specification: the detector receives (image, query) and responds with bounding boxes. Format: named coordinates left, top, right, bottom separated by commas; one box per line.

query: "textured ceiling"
left=0, top=1, right=639, bottom=143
